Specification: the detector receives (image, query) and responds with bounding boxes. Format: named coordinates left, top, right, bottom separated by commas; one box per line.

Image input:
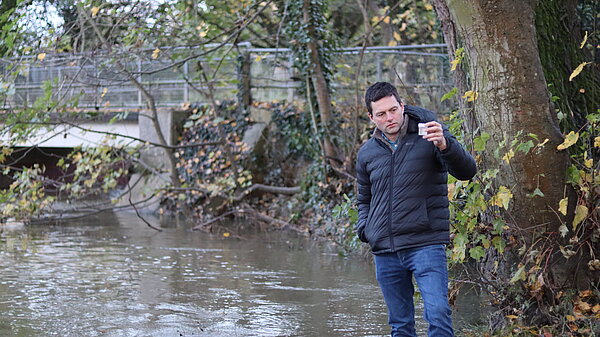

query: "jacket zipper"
left=388, top=148, right=396, bottom=252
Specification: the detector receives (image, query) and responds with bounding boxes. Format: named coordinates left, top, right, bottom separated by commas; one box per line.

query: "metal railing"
left=1, top=43, right=452, bottom=111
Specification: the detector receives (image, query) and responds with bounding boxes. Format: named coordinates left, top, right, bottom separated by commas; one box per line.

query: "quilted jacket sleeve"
left=355, top=147, right=371, bottom=243
left=436, top=125, right=477, bottom=181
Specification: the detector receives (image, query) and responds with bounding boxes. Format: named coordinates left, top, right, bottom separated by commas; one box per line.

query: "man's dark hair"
left=365, top=82, right=403, bottom=115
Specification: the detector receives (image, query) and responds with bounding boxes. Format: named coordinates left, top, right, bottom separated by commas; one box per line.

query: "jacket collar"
left=372, top=112, right=410, bottom=148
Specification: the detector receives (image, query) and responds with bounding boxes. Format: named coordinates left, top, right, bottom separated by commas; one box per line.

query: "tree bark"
left=430, top=0, right=567, bottom=231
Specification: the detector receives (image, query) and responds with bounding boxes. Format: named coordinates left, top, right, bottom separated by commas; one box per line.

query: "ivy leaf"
left=491, top=186, right=512, bottom=209
left=469, top=246, right=485, bottom=260
left=557, top=131, right=579, bottom=150
left=530, top=188, right=544, bottom=198
left=510, top=264, right=526, bottom=283
left=573, top=205, right=588, bottom=230
left=569, top=62, right=591, bottom=81
left=492, top=236, right=506, bottom=254
left=516, top=140, right=534, bottom=154
left=559, top=198, right=568, bottom=216
left=502, top=149, right=514, bottom=164
left=473, top=132, right=490, bottom=152
left=348, top=208, right=358, bottom=225
left=441, top=87, right=458, bottom=102
left=462, top=90, right=478, bottom=102
left=450, top=59, right=459, bottom=71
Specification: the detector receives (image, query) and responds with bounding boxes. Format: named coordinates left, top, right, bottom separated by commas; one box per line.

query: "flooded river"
left=0, top=212, right=483, bottom=336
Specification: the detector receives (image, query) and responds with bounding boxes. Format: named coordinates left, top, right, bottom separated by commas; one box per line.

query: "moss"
left=535, top=0, right=600, bottom=130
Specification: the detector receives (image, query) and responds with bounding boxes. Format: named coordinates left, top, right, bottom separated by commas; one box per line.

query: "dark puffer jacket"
left=355, top=105, right=476, bottom=254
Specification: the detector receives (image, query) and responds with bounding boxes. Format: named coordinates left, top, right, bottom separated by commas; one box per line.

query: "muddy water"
left=0, top=212, right=483, bottom=336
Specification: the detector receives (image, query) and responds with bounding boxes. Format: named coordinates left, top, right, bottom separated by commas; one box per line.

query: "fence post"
left=236, top=49, right=251, bottom=112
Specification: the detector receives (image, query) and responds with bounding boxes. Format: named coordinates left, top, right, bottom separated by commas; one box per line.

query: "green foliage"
left=0, top=164, right=54, bottom=220
left=445, top=111, right=542, bottom=264
left=283, top=0, right=338, bottom=93
left=168, top=101, right=253, bottom=212
left=60, top=145, right=131, bottom=197
left=270, top=101, right=320, bottom=159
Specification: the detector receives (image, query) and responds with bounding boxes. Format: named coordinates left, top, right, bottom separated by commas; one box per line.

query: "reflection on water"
left=0, top=212, right=483, bottom=337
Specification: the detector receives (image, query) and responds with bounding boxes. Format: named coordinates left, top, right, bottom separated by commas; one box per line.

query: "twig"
left=127, top=179, right=162, bottom=232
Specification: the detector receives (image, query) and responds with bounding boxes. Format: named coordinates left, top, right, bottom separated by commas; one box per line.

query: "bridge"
left=0, top=43, right=451, bottom=202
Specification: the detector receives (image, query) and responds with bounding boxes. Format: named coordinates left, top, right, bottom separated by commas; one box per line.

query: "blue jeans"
left=374, top=244, right=454, bottom=337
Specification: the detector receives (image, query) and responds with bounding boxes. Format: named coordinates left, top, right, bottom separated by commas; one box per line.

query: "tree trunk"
left=430, top=0, right=567, bottom=232
left=302, top=0, right=342, bottom=166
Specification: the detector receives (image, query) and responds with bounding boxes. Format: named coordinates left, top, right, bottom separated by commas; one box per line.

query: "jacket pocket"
left=393, top=198, right=430, bottom=234
left=356, top=225, right=368, bottom=243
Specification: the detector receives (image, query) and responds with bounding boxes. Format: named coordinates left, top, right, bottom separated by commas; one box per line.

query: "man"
left=355, top=82, right=476, bottom=337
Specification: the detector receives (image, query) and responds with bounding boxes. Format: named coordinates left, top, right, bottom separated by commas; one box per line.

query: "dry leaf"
left=557, top=131, right=579, bottom=150
left=91, top=6, right=99, bottom=17
left=37, top=53, right=46, bottom=61
left=558, top=197, right=568, bottom=216
left=580, top=31, right=589, bottom=48
left=573, top=204, right=588, bottom=230
left=152, top=48, right=160, bottom=59
left=569, top=62, right=591, bottom=81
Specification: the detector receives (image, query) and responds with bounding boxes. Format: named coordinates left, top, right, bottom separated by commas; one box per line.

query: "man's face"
left=369, top=95, right=405, bottom=141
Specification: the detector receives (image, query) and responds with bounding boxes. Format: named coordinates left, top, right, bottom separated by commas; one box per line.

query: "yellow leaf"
left=584, top=158, right=593, bottom=169
left=371, top=16, right=380, bottom=24
left=152, top=48, right=160, bottom=59
left=383, top=16, right=390, bottom=24
left=492, top=186, right=513, bottom=209
left=502, top=149, right=514, bottom=164
left=573, top=205, right=588, bottom=230
left=569, top=62, right=591, bottom=81
left=255, top=55, right=263, bottom=62
left=557, top=131, right=579, bottom=150
left=450, top=59, right=459, bottom=71
left=91, top=6, right=99, bottom=17
left=580, top=31, right=588, bottom=49
left=506, top=315, right=518, bottom=319
left=594, top=136, right=600, bottom=148
left=223, top=232, right=230, bottom=237
left=559, top=197, right=568, bottom=216
left=393, top=31, right=401, bottom=41
left=199, top=31, right=207, bottom=38
left=37, top=53, right=46, bottom=61
left=566, top=315, right=576, bottom=322
left=424, top=3, right=434, bottom=11
left=462, top=90, right=478, bottom=102
left=388, top=40, right=397, bottom=47
left=101, top=87, right=108, bottom=97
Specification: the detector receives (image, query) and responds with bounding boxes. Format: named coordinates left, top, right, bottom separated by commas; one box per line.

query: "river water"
left=0, top=212, right=483, bottom=337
